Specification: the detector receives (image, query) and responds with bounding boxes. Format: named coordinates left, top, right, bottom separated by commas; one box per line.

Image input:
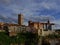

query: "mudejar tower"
left=18, top=14, right=24, bottom=25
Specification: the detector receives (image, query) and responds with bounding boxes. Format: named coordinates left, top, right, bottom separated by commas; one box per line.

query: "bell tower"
left=18, top=13, right=24, bottom=25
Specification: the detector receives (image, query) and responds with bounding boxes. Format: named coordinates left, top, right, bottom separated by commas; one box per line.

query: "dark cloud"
left=0, top=0, right=60, bottom=29
left=0, top=14, right=17, bottom=23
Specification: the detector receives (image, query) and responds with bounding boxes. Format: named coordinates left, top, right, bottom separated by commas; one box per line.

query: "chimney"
left=18, top=13, right=24, bottom=25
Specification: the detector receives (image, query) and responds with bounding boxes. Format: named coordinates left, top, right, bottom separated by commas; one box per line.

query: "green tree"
left=3, top=25, right=9, bottom=36
left=17, top=32, right=38, bottom=45
left=0, top=32, right=10, bottom=45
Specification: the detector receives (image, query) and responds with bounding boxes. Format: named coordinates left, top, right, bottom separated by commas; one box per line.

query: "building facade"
left=0, top=13, right=55, bottom=36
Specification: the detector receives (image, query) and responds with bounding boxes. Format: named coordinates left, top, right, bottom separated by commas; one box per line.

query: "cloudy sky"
left=0, top=0, right=60, bottom=29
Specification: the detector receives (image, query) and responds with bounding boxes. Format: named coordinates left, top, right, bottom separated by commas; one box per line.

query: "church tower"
left=18, top=13, right=24, bottom=25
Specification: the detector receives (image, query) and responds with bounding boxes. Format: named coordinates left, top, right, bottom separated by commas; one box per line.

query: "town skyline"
left=0, top=0, right=60, bottom=29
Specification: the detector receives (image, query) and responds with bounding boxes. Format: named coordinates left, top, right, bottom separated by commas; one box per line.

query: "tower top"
left=18, top=13, right=23, bottom=16
left=18, top=13, right=24, bottom=25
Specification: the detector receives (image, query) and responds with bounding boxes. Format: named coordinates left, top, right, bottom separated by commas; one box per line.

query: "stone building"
left=28, top=20, right=55, bottom=36
left=0, top=13, right=55, bottom=36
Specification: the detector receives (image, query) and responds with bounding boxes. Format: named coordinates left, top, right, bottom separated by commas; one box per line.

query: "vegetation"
left=0, top=32, right=10, bottom=45
left=45, top=33, right=60, bottom=39
left=42, top=33, right=60, bottom=45
left=0, top=31, right=60, bottom=45
left=17, top=32, right=38, bottom=45
left=0, top=31, right=39, bottom=45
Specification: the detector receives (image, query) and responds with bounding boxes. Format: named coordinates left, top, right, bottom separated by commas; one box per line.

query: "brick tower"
left=18, top=13, right=24, bottom=25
